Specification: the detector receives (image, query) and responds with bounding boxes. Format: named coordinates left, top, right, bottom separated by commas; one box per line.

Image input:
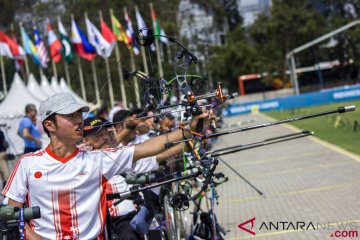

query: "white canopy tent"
left=0, top=73, right=41, bottom=118
left=50, top=76, right=62, bottom=93
left=41, top=75, right=56, bottom=97
left=0, top=73, right=48, bottom=154
left=59, top=78, right=94, bottom=107
left=27, top=74, right=48, bottom=101
left=0, top=74, right=94, bottom=154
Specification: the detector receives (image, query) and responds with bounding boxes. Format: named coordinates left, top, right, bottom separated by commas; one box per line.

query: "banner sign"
left=223, top=85, right=360, bottom=116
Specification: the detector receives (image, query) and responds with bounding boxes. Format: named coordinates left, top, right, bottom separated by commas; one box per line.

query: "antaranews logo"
left=238, top=217, right=256, bottom=235
left=238, top=218, right=360, bottom=238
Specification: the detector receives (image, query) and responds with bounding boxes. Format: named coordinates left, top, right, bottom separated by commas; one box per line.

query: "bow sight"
left=136, top=27, right=208, bottom=132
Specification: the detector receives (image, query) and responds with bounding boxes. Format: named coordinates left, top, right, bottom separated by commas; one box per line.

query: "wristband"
left=19, top=207, right=26, bottom=240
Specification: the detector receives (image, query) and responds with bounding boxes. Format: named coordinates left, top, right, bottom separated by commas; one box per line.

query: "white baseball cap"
left=39, top=92, right=90, bottom=123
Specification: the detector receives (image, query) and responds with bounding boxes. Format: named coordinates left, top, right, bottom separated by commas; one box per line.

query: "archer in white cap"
left=3, top=92, right=210, bottom=240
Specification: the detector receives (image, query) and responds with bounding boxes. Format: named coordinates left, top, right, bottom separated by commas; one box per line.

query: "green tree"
left=207, top=27, right=261, bottom=90
left=249, top=0, right=327, bottom=85
left=0, top=0, right=20, bottom=29
left=321, top=0, right=360, bottom=83
left=207, top=0, right=328, bottom=92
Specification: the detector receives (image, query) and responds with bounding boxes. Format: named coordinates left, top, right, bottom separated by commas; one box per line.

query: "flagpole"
left=124, top=7, right=141, bottom=108
left=130, top=48, right=141, bottom=108
left=90, top=60, right=100, bottom=105
left=24, top=56, right=30, bottom=79
left=104, top=58, right=114, bottom=107
left=0, top=56, right=7, bottom=95
left=140, top=45, right=149, bottom=74
left=99, top=10, right=114, bottom=108
left=64, top=60, right=71, bottom=87
left=109, top=9, right=127, bottom=109
left=51, top=59, right=58, bottom=80
left=149, top=3, right=164, bottom=78
left=134, top=5, right=149, bottom=75
left=39, top=66, right=44, bottom=80
left=76, top=55, right=86, bottom=101
left=114, top=43, right=127, bottom=108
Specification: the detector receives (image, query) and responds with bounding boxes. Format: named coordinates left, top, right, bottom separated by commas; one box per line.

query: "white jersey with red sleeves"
left=106, top=156, right=158, bottom=217
left=2, top=145, right=135, bottom=240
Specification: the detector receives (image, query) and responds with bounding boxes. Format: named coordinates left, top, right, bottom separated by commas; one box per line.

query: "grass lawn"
left=264, top=100, right=360, bottom=155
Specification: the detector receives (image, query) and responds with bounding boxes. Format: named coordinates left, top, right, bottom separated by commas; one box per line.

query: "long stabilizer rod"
left=206, top=106, right=355, bottom=139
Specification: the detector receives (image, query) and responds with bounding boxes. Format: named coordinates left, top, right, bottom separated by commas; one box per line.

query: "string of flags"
left=0, top=6, right=169, bottom=69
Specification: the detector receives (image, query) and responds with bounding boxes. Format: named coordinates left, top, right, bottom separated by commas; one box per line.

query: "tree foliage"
left=207, top=27, right=261, bottom=89
left=249, top=0, right=327, bottom=83
left=0, top=0, right=20, bottom=30
left=207, top=0, right=360, bottom=92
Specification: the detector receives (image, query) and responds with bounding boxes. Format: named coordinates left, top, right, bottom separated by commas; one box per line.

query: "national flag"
left=10, top=33, right=26, bottom=70
left=111, top=15, right=128, bottom=44
left=0, top=31, right=26, bottom=72
left=47, top=23, right=62, bottom=62
left=160, top=28, right=169, bottom=45
left=33, top=26, right=49, bottom=68
left=71, top=18, right=96, bottom=61
left=135, top=8, right=155, bottom=51
left=101, top=19, right=116, bottom=44
left=0, top=32, right=15, bottom=58
left=100, top=19, right=117, bottom=55
left=150, top=4, right=161, bottom=38
left=57, top=18, right=74, bottom=64
left=20, top=26, right=40, bottom=65
left=124, top=9, right=140, bottom=55
left=85, top=17, right=114, bottom=58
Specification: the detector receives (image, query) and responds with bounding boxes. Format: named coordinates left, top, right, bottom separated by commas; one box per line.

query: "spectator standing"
left=18, top=104, right=42, bottom=153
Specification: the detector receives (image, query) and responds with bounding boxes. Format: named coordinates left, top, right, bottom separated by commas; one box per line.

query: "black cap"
left=83, top=117, right=113, bottom=137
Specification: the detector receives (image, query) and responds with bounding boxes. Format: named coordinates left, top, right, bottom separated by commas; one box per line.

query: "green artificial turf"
left=264, top=100, right=360, bottom=155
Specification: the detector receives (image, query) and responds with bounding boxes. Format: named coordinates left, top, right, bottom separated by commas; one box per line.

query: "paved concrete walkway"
left=212, top=113, right=360, bottom=240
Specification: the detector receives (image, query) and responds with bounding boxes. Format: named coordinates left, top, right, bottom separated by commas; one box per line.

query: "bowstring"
left=73, top=45, right=141, bottom=171
left=96, top=45, right=175, bottom=177
left=83, top=58, right=115, bottom=119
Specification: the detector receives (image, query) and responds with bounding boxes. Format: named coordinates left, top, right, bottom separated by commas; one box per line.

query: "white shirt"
left=3, top=145, right=135, bottom=240
left=106, top=156, right=159, bottom=217
left=130, top=130, right=157, bottom=145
